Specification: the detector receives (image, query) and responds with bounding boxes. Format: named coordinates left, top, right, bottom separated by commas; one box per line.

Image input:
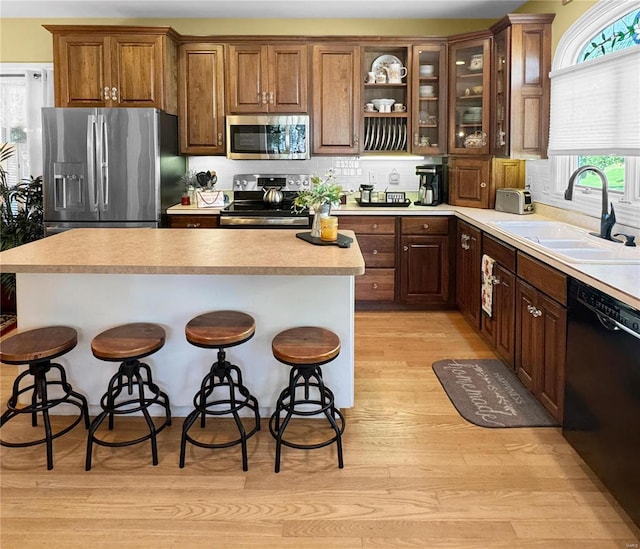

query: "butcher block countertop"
left=0, top=228, right=365, bottom=276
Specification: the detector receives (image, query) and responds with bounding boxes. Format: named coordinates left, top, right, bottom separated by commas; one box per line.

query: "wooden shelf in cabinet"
left=363, top=113, right=408, bottom=118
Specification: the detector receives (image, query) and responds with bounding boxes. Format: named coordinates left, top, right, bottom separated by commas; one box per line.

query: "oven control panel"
left=232, top=173, right=310, bottom=191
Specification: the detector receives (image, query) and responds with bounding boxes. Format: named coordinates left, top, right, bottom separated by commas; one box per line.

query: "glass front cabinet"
left=411, top=44, right=447, bottom=156
left=448, top=37, right=491, bottom=155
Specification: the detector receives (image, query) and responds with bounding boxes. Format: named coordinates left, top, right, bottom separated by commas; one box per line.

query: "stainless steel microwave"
left=226, top=114, right=310, bottom=160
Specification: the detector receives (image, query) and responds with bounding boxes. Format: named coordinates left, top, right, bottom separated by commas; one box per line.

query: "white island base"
left=17, top=272, right=354, bottom=416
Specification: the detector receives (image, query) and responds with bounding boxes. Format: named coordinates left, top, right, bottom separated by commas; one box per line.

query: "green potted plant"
left=292, top=170, right=343, bottom=237
left=0, top=143, right=44, bottom=311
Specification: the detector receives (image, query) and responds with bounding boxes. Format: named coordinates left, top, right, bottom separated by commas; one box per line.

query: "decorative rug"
left=432, top=359, right=559, bottom=428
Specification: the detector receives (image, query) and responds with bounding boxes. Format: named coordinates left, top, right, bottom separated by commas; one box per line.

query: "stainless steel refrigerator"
left=42, top=107, right=186, bottom=234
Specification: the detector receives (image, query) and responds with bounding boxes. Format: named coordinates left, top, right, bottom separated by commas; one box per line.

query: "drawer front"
left=168, top=215, right=219, bottom=228
left=355, top=268, right=395, bottom=301
left=338, top=215, right=395, bottom=235
left=401, top=216, right=449, bottom=235
left=517, top=252, right=567, bottom=305
left=482, top=233, right=516, bottom=272
left=357, top=234, right=396, bottom=268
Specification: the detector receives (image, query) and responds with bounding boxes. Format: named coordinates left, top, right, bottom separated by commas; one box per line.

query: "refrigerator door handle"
left=87, top=115, right=99, bottom=212
left=99, top=114, right=109, bottom=211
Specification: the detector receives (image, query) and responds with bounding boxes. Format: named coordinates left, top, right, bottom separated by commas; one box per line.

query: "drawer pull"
left=372, top=283, right=378, bottom=289
left=422, top=223, right=429, bottom=230
left=186, top=223, right=201, bottom=228
left=372, top=223, right=378, bottom=229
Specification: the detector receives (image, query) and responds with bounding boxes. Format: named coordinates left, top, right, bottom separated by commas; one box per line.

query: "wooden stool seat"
left=269, top=326, right=344, bottom=473
left=91, top=322, right=165, bottom=361
left=180, top=311, right=260, bottom=471
left=272, top=327, right=341, bottom=366
left=86, top=322, right=170, bottom=471
left=185, top=311, right=255, bottom=348
left=0, top=326, right=88, bottom=470
left=0, top=326, right=77, bottom=364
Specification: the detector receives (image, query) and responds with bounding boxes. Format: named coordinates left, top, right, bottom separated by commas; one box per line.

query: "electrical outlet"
left=368, top=171, right=377, bottom=185
left=389, top=169, right=400, bottom=185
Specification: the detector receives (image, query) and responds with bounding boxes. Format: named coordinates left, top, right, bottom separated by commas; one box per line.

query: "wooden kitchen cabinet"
left=46, top=26, right=179, bottom=113
left=178, top=43, right=225, bottom=155
left=166, top=214, right=219, bottom=229
left=312, top=44, right=361, bottom=155
left=339, top=216, right=396, bottom=303
left=227, top=44, right=308, bottom=113
left=411, top=43, right=448, bottom=155
left=448, top=36, right=491, bottom=155
left=399, top=217, right=453, bottom=306
left=455, top=219, right=482, bottom=329
left=449, top=156, right=525, bottom=209
left=480, top=234, right=516, bottom=368
left=515, top=253, right=567, bottom=422
left=490, top=14, right=554, bottom=159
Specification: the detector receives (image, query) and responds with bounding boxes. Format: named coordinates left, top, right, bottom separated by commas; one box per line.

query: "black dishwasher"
left=564, top=278, right=640, bottom=527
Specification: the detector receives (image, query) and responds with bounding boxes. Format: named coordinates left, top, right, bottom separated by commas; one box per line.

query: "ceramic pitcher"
left=384, top=63, right=407, bottom=83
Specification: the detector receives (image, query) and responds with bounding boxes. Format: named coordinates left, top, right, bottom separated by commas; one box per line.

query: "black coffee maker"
left=415, top=162, right=447, bottom=206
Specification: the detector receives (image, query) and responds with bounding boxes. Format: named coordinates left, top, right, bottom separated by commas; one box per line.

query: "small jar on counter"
left=320, top=216, right=338, bottom=242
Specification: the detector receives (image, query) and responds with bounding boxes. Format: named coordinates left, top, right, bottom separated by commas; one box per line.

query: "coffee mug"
left=393, top=103, right=406, bottom=112
left=375, top=73, right=387, bottom=84
left=366, top=71, right=376, bottom=84
left=364, top=103, right=375, bottom=112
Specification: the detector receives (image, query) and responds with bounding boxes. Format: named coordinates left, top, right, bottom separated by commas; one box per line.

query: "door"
left=100, top=108, right=159, bottom=222
left=42, top=107, right=100, bottom=223
left=449, top=156, right=491, bottom=208
left=400, top=235, right=450, bottom=305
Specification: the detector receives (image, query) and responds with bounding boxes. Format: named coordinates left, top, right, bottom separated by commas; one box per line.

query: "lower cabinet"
left=399, top=217, right=453, bottom=306
left=455, top=219, right=482, bottom=328
left=480, top=233, right=516, bottom=368
left=338, top=216, right=396, bottom=303
left=515, top=254, right=567, bottom=422
left=167, top=214, right=219, bottom=228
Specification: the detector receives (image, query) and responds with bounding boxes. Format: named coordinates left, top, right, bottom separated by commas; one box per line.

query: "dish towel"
left=481, top=254, right=496, bottom=317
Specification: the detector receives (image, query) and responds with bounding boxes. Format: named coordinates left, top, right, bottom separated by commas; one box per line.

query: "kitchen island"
left=0, top=228, right=365, bottom=415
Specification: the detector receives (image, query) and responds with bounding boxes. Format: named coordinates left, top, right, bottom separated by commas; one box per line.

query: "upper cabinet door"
left=311, top=44, right=360, bottom=155
left=448, top=37, right=491, bottom=155
left=412, top=44, right=447, bottom=155
left=268, top=45, right=308, bottom=113
left=178, top=43, right=225, bottom=155
left=110, top=34, right=165, bottom=108
left=53, top=34, right=110, bottom=108
left=227, top=44, right=308, bottom=113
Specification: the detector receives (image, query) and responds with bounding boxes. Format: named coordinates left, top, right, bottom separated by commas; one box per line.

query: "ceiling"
left=1, top=0, right=529, bottom=20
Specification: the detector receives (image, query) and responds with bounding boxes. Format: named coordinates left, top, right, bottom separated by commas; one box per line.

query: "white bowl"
left=419, top=64, right=434, bottom=76
left=371, top=98, right=396, bottom=109
left=466, top=106, right=482, bottom=114
left=419, top=85, right=434, bottom=97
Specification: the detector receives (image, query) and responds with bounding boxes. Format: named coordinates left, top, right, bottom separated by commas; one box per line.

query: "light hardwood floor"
left=1, top=311, right=638, bottom=548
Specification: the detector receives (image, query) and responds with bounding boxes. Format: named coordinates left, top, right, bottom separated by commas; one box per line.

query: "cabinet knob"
left=372, top=283, right=378, bottom=290
left=261, top=91, right=267, bottom=105
left=111, top=87, right=118, bottom=101
left=491, top=277, right=501, bottom=285
left=480, top=182, right=487, bottom=188
left=372, top=249, right=378, bottom=255
left=422, top=223, right=429, bottom=230
left=268, top=91, right=274, bottom=104
left=403, top=245, right=409, bottom=252
left=103, top=87, right=110, bottom=100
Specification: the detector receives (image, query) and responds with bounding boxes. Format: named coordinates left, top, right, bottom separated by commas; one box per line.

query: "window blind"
left=548, top=46, right=640, bottom=156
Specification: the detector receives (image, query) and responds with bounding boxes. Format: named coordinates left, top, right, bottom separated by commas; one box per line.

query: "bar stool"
left=86, top=323, right=171, bottom=471
left=269, top=326, right=345, bottom=473
left=181, top=311, right=260, bottom=471
left=0, top=326, right=89, bottom=470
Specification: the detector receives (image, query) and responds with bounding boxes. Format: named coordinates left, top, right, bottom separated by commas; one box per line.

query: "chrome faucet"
left=565, top=165, right=619, bottom=242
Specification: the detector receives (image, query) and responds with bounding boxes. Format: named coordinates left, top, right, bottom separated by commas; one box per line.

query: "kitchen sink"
left=490, top=220, right=640, bottom=264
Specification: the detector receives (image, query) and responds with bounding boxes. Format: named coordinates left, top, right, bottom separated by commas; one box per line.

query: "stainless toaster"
left=495, top=188, right=534, bottom=215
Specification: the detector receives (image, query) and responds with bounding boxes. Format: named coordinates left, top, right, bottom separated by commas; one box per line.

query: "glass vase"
left=310, top=203, right=331, bottom=238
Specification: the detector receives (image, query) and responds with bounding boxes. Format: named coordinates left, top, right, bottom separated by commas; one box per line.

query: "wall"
left=0, top=18, right=493, bottom=63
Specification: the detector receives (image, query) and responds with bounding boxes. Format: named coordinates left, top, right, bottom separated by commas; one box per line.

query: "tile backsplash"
left=187, top=155, right=440, bottom=195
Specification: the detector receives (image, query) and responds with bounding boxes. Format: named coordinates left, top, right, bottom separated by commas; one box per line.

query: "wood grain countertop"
left=0, top=228, right=365, bottom=276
